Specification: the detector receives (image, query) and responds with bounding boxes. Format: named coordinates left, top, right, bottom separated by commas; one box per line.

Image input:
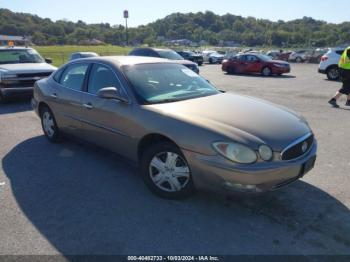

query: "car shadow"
left=3, top=136, right=350, bottom=255
left=0, top=100, right=32, bottom=115
left=225, top=73, right=296, bottom=79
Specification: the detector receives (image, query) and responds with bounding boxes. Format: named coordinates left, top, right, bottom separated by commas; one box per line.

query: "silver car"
left=0, top=47, right=56, bottom=102
left=32, top=56, right=317, bottom=199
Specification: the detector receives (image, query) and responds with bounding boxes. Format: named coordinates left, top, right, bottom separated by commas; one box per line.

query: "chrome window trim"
left=280, top=132, right=314, bottom=161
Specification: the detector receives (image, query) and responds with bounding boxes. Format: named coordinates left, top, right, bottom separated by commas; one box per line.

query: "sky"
left=0, top=0, right=348, bottom=27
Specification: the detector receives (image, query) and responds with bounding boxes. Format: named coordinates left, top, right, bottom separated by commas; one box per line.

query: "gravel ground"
left=0, top=63, right=349, bottom=256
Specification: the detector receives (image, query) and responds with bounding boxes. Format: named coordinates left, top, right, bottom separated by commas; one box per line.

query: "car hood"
left=172, top=60, right=197, bottom=66
left=270, top=60, right=290, bottom=65
left=146, top=92, right=311, bottom=151
left=0, top=63, right=57, bottom=74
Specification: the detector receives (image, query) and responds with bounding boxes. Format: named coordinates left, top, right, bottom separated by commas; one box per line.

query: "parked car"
left=266, top=50, right=281, bottom=60
left=307, top=48, right=329, bottom=64
left=208, top=52, right=225, bottom=64
left=129, top=48, right=199, bottom=74
left=278, top=51, right=293, bottom=62
left=0, top=47, right=56, bottom=102
left=202, top=50, right=225, bottom=64
left=289, top=50, right=308, bottom=63
left=318, top=47, right=345, bottom=80
left=69, top=52, right=99, bottom=61
left=222, top=53, right=291, bottom=76
left=32, top=56, right=317, bottom=198
left=176, top=51, right=203, bottom=66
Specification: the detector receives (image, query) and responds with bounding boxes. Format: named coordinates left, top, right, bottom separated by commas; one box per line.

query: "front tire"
left=40, top=106, right=61, bottom=143
left=140, top=142, right=195, bottom=199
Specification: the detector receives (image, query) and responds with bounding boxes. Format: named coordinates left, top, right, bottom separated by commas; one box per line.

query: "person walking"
left=328, top=46, right=350, bottom=108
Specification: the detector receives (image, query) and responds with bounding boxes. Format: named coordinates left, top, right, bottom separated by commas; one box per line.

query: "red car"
left=222, top=53, right=291, bottom=76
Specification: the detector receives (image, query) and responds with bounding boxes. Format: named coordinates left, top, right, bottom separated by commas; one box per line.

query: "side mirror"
left=97, top=87, right=128, bottom=103
left=45, top=58, right=53, bottom=64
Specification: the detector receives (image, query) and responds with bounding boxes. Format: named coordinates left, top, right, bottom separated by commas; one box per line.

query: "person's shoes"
left=328, top=99, right=339, bottom=108
left=346, top=100, right=350, bottom=106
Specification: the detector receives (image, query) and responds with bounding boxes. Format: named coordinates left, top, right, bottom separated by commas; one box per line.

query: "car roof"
left=133, top=47, right=173, bottom=52
left=78, top=55, right=177, bottom=67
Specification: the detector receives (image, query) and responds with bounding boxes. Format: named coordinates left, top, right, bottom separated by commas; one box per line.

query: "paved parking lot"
left=0, top=63, right=349, bottom=255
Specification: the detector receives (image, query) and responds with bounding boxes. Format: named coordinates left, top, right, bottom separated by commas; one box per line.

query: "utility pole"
left=124, top=10, right=129, bottom=46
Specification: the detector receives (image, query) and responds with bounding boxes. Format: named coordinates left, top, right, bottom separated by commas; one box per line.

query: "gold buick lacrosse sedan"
left=32, top=56, right=317, bottom=199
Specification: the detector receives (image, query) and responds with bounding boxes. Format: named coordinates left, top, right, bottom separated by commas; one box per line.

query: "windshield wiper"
left=150, top=98, right=183, bottom=104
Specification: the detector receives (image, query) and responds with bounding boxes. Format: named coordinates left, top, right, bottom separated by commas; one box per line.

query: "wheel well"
left=262, top=66, right=271, bottom=72
left=38, top=102, right=50, bottom=116
left=326, top=64, right=338, bottom=72
left=138, top=134, right=178, bottom=160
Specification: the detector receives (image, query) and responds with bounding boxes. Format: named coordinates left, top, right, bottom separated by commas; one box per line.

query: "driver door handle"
left=50, top=93, right=58, bottom=99
left=82, top=103, right=93, bottom=110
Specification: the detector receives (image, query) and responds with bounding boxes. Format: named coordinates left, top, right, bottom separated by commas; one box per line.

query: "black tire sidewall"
left=327, top=67, right=339, bottom=80
left=40, top=106, right=60, bottom=143
left=140, top=142, right=195, bottom=199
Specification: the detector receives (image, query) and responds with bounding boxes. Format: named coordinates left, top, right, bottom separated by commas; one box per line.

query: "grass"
left=35, top=45, right=132, bottom=67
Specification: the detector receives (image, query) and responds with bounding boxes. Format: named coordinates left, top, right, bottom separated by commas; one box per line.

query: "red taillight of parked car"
left=321, top=56, right=328, bottom=62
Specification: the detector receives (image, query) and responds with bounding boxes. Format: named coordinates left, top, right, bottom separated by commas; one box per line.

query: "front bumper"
left=182, top=140, right=317, bottom=194
left=318, top=68, right=326, bottom=74
left=0, top=86, right=33, bottom=98
left=272, top=67, right=291, bottom=74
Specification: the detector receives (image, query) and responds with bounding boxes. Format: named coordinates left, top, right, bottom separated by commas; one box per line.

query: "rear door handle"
left=83, top=103, right=93, bottom=110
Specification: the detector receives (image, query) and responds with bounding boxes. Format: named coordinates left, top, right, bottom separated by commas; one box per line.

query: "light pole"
left=124, top=10, right=129, bottom=46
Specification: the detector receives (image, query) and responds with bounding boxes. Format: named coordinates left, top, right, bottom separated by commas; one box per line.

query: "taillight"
left=321, top=56, right=328, bottom=62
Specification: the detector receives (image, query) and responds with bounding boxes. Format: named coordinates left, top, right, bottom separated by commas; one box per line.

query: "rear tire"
left=326, top=66, right=340, bottom=81
left=209, top=58, right=213, bottom=64
left=262, top=67, right=272, bottom=76
left=40, top=106, right=61, bottom=143
left=140, top=142, right=195, bottom=199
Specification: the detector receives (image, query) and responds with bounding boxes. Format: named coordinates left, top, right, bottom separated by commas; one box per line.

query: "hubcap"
left=263, top=68, right=271, bottom=76
left=42, top=111, right=55, bottom=138
left=149, top=152, right=190, bottom=192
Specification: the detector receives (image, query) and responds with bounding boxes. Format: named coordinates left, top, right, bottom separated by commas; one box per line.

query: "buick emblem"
left=301, top=142, right=308, bottom=153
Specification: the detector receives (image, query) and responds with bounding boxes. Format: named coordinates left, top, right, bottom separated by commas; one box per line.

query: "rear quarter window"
left=336, top=50, right=345, bottom=55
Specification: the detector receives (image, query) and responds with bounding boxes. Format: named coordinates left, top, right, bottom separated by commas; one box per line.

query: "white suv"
left=318, top=47, right=345, bottom=80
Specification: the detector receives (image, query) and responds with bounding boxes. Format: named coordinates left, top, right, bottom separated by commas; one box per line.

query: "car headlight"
left=259, top=145, right=273, bottom=161
left=213, top=142, right=257, bottom=164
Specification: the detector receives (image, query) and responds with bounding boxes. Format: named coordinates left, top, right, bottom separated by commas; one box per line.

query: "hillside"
left=1, top=8, right=349, bottom=47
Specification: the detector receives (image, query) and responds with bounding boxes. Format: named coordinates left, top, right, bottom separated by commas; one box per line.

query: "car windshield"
left=0, top=49, right=44, bottom=64
left=157, top=50, right=184, bottom=60
left=123, top=63, right=219, bottom=104
left=257, top=54, right=273, bottom=61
